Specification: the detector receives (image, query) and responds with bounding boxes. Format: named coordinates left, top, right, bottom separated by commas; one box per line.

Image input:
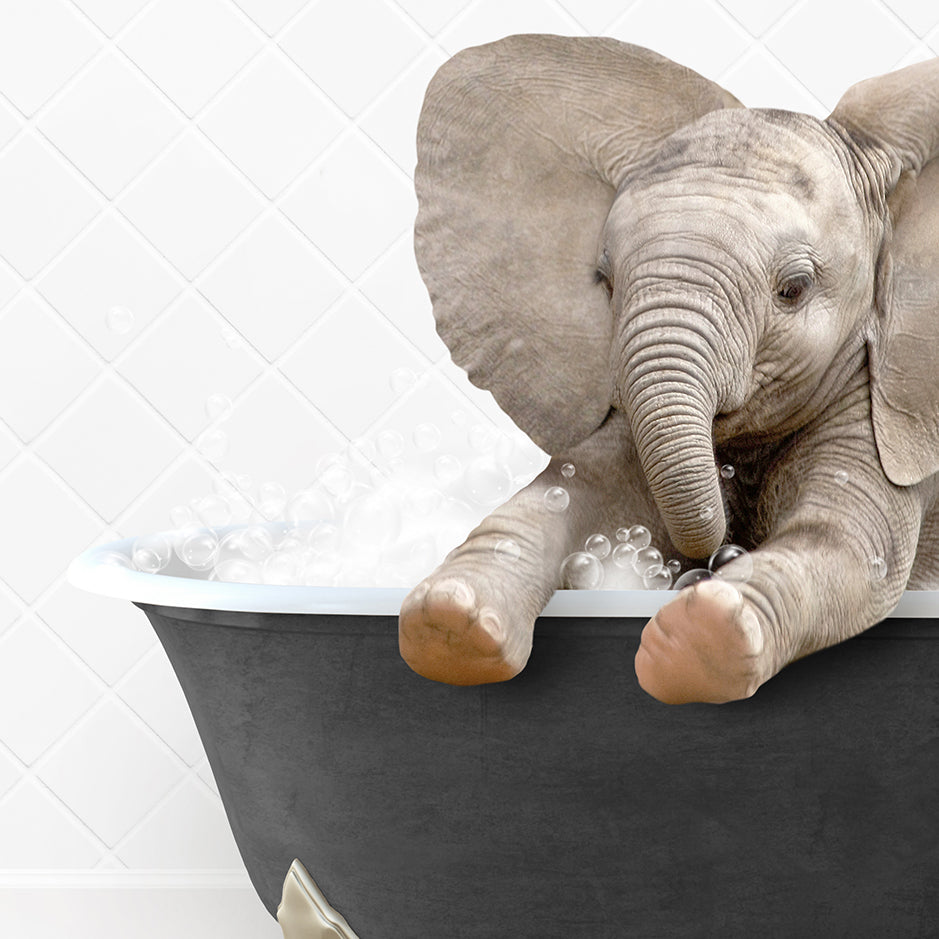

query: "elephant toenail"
left=479, top=612, right=505, bottom=642
left=436, top=579, right=474, bottom=607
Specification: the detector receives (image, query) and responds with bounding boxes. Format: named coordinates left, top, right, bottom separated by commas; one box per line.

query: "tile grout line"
left=2, top=2, right=457, bottom=525
left=5, top=0, right=928, bottom=888
left=0, top=635, right=231, bottom=868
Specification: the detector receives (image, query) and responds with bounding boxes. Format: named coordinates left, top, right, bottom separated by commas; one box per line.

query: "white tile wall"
left=0, top=1, right=935, bottom=936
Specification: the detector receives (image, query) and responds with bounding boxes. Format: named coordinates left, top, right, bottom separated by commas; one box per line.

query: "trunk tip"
left=670, top=514, right=726, bottom=560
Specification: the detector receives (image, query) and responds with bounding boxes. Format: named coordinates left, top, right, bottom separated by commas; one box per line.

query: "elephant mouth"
left=713, top=412, right=786, bottom=448
left=712, top=394, right=824, bottom=446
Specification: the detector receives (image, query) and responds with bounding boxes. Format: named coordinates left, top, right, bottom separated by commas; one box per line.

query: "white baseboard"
left=0, top=873, right=283, bottom=939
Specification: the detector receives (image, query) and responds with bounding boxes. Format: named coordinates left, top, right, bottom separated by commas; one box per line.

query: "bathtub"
left=69, top=531, right=939, bottom=938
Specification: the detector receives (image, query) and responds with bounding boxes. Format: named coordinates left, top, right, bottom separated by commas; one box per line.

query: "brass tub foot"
left=277, top=859, right=360, bottom=939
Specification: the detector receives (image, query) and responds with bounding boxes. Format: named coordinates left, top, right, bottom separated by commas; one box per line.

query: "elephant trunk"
left=618, top=324, right=728, bottom=560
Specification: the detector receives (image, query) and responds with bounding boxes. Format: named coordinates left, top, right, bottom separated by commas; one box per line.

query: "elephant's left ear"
left=829, top=59, right=939, bottom=486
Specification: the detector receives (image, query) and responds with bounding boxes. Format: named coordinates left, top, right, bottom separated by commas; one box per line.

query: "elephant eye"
left=595, top=250, right=613, bottom=299
left=776, top=273, right=813, bottom=305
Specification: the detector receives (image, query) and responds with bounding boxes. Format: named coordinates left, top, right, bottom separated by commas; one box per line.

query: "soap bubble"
left=278, top=528, right=308, bottom=554
left=220, top=472, right=252, bottom=494
left=106, top=305, right=134, bottom=334
left=624, top=525, right=651, bottom=551
left=468, top=424, right=497, bottom=452
left=228, top=494, right=253, bottom=524
left=344, top=492, right=401, bottom=549
left=170, top=504, right=194, bottom=529
left=543, top=486, right=570, bottom=513
left=560, top=462, right=576, bottom=479
left=498, top=433, right=547, bottom=483
left=131, top=533, right=172, bottom=573
left=493, top=432, right=517, bottom=466
left=408, top=536, right=438, bottom=575
left=205, top=393, right=233, bottom=421
left=374, top=556, right=413, bottom=588
left=643, top=565, right=673, bottom=590
left=494, top=538, right=521, bottom=565
left=100, top=550, right=133, bottom=569
left=560, top=551, right=604, bottom=589
left=633, top=546, right=664, bottom=576
left=209, top=479, right=251, bottom=523
left=351, top=436, right=377, bottom=464
left=584, top=533, right=611, bottom=560
left=258, top=481, right=287, bottom=520
left=335, top=563, right=374, bottom=588
left=238, top=525, right=274, bottom=561
left=307, top=521, right=341, bottom=555
left=302, top=553, right=342, bottom=586
left=195, top=493, right=232, bottom=528
left=666, top=559, right=682, bottom=575
left=197, top=428, right=228, bottom=462
left=611, top=543, right=637, bottom=569
left=709, top=544, right=753, bottom=583
left=699, top=505, right=716, bottom=522
left=720, top=464, right=735, bottom=479
left=450, top=409, right=469, bottom=427
left=211, top=559, right=261, bottom=584
left=263, top=551, right=304, bottom=585
left=385, top=457, right=405, bottom=476
left=404, top=486, right=441, bottom=517
left=178, top=528, right=219, bottom=571
left=214, top=471, right=243, bottom=496
left=834, top=469, right=849, bottom=485
left=370, top=537, right=434, bottom=586
left=376, top=429, right=405, bottom=461
left=316, top=454, right=354, bottom=497
left=413, top=422, right=441, bottom=453
left=286, top=488, right=333, bottom=526
left=465, top=456, right=513, bottom=506
left=674, top=568, right=711, bottom=589
left=869, top=556, right=887, bottom=581
left=434, top=454, right=463, bottom=485
left=390, top=367, right=418, bottom=394
left=216, top=529, right=248, bottom=566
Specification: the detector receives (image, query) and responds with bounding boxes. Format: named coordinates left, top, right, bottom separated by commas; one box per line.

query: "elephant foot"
left=634, top=578, right=770, bottom=704
left=398, top=573, right=535, bottom=685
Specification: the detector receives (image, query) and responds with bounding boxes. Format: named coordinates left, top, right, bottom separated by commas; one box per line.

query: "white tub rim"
left=67, top=531, right=939, bottom=618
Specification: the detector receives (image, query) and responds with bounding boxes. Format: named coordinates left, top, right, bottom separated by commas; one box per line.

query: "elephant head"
left=414, top=35, right=939, bottom=559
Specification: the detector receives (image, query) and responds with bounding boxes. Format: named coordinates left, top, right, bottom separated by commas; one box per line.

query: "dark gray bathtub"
left=71, top=538, right=939, bottom=938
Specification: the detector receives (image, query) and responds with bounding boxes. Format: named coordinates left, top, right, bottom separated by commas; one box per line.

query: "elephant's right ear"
left=414, top=35, right=742, bottom=453
left=829, top=59, right=939, bottom=486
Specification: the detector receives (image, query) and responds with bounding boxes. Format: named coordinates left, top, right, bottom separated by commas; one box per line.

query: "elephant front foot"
left=635, top=578, right=771, bottom=704
left=398, top=572, right=537, bottom=686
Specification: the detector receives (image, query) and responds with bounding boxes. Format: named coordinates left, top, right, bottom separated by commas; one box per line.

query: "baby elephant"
left=398, top=35, right=939, bottom=704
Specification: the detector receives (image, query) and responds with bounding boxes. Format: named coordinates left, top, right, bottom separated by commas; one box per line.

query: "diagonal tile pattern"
left=199, top=50, right=345, bottom=198
left=198, top=213, right=345, bottom=360
left=0, top=0, right=930, bottom=922
left=117, top=130, right=265, bottom=279
left=116, top=293, right=263, bottom=440
left=0, top=0, right=101, bottom=116
left=118, top=0, right=262, bottom=118
left=0, top=133, right=101, bottom=279
left=38, top=51, right=183, bottom=199
left=279, top=0, right=425, bottom=117
left=0, top=295, right=100, bottom=441
left=36, top=210, right=182, bottom=362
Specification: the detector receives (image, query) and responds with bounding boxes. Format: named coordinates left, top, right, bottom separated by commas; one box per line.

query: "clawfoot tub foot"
left=277, top=859, right=359, bottom=939
left=635, top=578, right=772, bottom=705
